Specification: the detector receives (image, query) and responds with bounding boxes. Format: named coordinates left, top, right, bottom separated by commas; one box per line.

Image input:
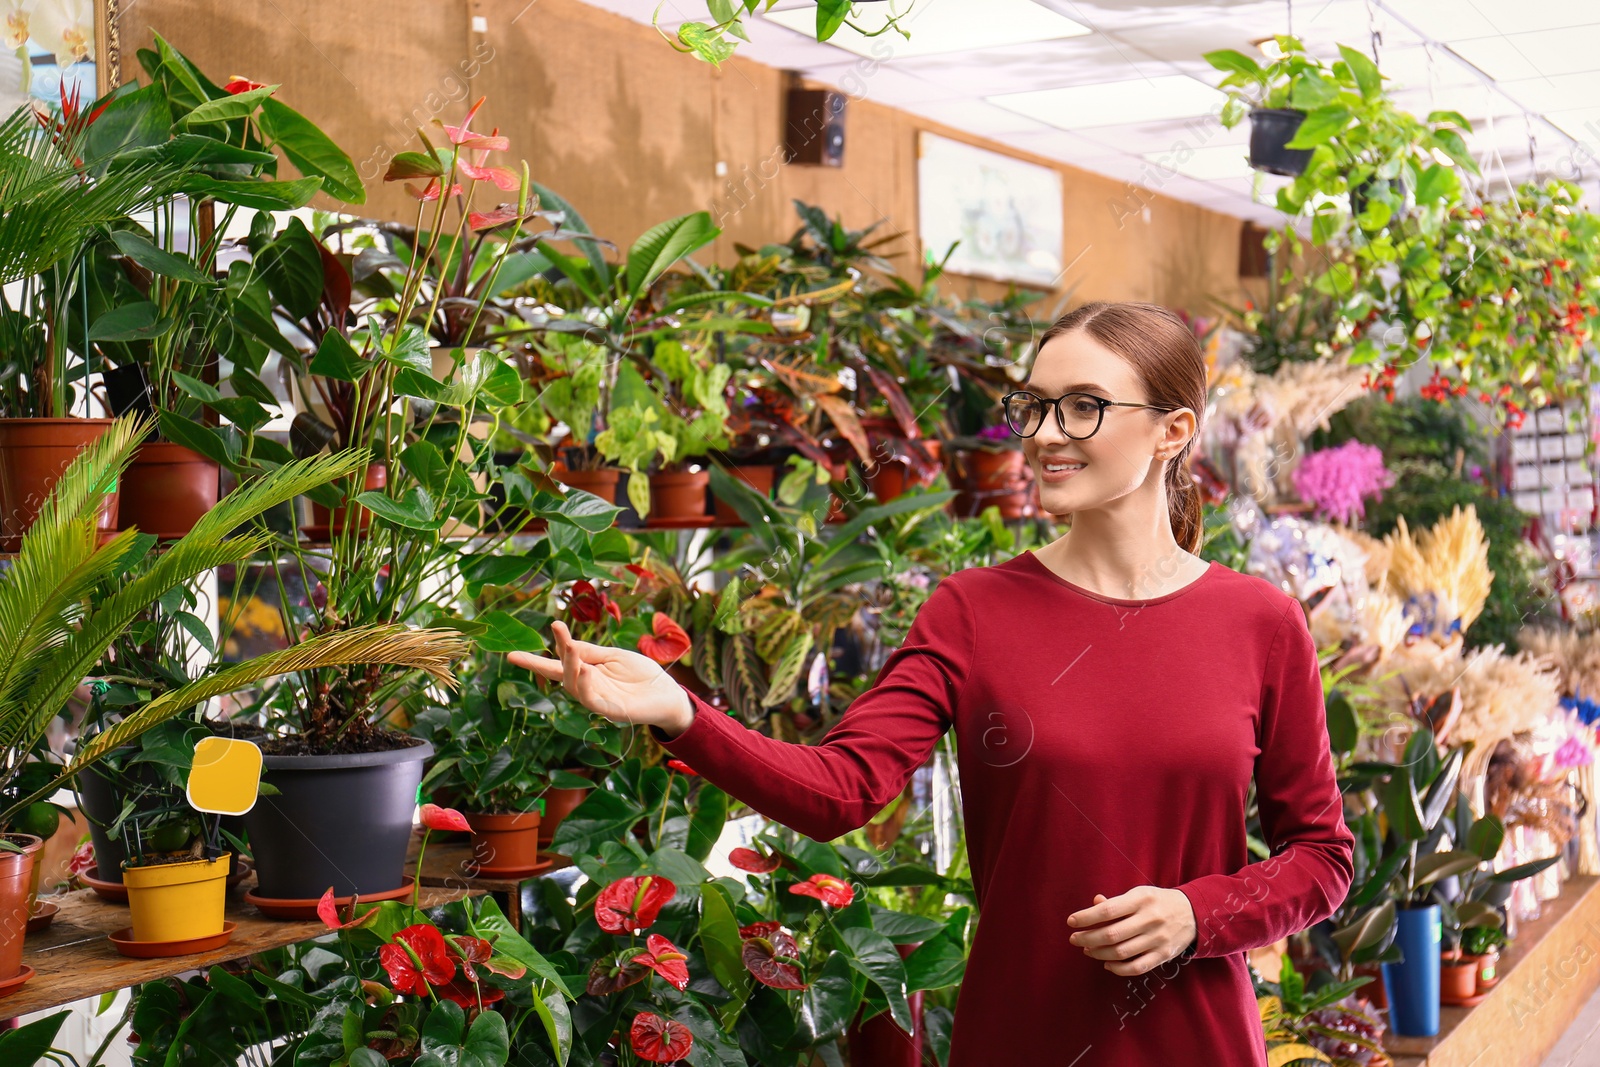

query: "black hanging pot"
left=1249, top=108, right=1313, bottom=176
left=243, top=740, right=432, bottom=900
left=1351, top=177, right=1402, bottom=221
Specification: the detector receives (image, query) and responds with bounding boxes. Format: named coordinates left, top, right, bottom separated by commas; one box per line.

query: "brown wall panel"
left=118, top=0, right=1250, bottom=313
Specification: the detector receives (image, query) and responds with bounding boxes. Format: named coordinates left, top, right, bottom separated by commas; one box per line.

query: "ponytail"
left=1164, top=446, right=1203, bottom=555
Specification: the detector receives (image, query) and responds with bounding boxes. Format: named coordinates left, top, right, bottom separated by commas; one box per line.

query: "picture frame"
left=917, top=131, right=1065, bottom=288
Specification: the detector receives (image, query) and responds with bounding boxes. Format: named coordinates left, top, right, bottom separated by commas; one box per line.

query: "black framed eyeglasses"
left=1000, top=390, right=1177, bottom=440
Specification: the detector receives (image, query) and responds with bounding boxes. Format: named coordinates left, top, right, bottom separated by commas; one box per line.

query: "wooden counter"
left=1385, top=874, right=1600, bottom=1067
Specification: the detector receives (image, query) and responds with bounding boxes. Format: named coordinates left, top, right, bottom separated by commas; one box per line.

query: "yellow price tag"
left=186, top=737, right=264, bottom=816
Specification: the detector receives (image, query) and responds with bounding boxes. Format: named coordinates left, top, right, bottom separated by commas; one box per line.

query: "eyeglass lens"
left=1004, top=393, right=1103, bottom=438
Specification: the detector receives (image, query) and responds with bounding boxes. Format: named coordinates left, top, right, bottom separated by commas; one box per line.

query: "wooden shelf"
left=1383, top=874, right=1600, bottom=1067
left=2, top=878, right=476, bottom=1021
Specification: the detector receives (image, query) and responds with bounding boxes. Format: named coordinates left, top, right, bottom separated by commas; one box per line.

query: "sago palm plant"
left=0, top=415, right=469, bottom=831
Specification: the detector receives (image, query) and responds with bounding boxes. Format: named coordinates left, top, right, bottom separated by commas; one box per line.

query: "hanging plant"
left=660, top=0, right=910, bottom=65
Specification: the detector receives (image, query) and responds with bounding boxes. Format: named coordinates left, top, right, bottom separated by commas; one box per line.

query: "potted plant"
left=0, top=417, right=465, bottom=990
left=412, top=653, right=621, bottom=878
left=945, top=425, right=1033, bottom=520
left=1461, top=924, right=1505, bottom=994
left=1255, top=954, right=1386, bottom=1065
left=118, top=801, right=232, bottom=952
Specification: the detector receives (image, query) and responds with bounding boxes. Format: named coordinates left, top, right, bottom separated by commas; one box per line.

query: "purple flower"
left=1292, top=441, right=1395, bottom=526
left=977, top=424, right=1012, bottom=441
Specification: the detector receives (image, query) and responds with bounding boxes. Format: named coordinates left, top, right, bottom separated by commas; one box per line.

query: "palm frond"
left=3, top=449, right=370, bottom=758
left=0, top=105, right=178, bottom=285
left=60, top=624, right=469, bottom=785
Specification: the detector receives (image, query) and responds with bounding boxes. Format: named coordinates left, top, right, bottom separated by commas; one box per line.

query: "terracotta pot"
left=0, top=835, right=42, bottom=979
left=948, top=447, right=1033, bottom=520
left=306, top=463, right=387, bottom=536
left=712, top=463, right=775, bottom=523
left=864, top=459, right=912, bottom=503
left=845, top=942, right=923, bottom=1066
left=649, top=469, right=710, bottom=520
left=554, top=465, right=621, bottom=505
left=0, top=418, right=118, bottom=552
left=465, top=811, right=542, bottom=872
left=1440, top=958, right=1478, bottom=1001
left=1467, top=949, right=1500, bottom=992
left=538, top=768, right=594, bottom=849
left=118, top=441, right=220, bottom=539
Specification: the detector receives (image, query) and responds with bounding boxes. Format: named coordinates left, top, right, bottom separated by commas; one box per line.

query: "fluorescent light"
left=762, top=0, right=1089, bottom=59
left=989, top=76, right=1226, bottom=130
left=1143, top=143, right=1253, bottom=182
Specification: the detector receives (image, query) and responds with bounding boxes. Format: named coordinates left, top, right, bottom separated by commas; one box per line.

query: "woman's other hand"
left=1066, top=887, right=1198, bottom=976
left=507, top=620, right=695, bottom=738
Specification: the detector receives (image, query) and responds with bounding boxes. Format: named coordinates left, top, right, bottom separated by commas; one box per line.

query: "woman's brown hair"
left=1034, top=302, right=1207, bottom=554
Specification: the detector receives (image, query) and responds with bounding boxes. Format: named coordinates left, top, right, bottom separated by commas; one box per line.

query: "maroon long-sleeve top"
left=661, top=551, right=1354, bottom=1065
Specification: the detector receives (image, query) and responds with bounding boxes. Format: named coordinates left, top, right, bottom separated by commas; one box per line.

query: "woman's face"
left=1020, top=329, right=1191, bottom=518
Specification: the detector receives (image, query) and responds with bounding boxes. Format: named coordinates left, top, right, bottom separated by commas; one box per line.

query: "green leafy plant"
left=658, top=0, right=916, bottom=66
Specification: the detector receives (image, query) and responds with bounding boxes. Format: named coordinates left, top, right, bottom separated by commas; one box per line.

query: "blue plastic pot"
left=1382, top=904, right=1442, bottom=1036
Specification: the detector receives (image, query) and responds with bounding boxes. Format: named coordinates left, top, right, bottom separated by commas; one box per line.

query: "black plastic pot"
left=243, top=741, right=432, bottom=899
left=1249, top=108, right=1313, bottom=176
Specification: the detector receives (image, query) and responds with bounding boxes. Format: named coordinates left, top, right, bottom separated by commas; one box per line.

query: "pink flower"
left=317, top=887, right=380, bottom=931
left=420, top=804, right=470, bottom=832
left=439, top=97, right=510, bottom=151
left=1292, top=441, right=1395, bottom=525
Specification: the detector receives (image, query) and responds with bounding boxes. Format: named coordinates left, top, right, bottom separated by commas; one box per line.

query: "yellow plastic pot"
left=122, top=854, right=229, bottom=943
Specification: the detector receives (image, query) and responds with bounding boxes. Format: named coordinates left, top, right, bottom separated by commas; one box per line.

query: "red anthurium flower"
left=378, top=924, right=456, bottom=996
left=405, top=179, right=464, bottom=202
left=594, top=875, right=676, bottom=935
left=440, top=97, right=511, bottom=151
left=738, top=921, right=783, bottom=940
left=742, top=931, right=807, bottom=990
left=420, top=804, right=471, bottom=833
left=631, top=934, right=691, bottom=991
left=623, top=563, right=659, bottom=582
left=665, top=759, right=698, bottom=776
left=468, top=205, right=523, bottom=231
left=586, top=954, right=650, bottom=996
left=729, top=847, right=781, bottom=875
left=316, top=887, right=379, bottom=931
left=458, top=159, right=521, bottom=191
left=436, top=973, right=506, bottom=1009
left=789, top=873, right=854, bottom=908
left=638, top=611, right=691, bottom=665
left=630, top=1013, right=694, bottom=1063
left=223, top=76, right=269, bottom=95
left=442, top=934, right=497, bottom=982
left=568, top=580, right=622, bottom=624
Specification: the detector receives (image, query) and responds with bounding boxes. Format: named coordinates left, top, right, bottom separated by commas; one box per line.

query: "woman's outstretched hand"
left=507, top=620, right=696, bottom=738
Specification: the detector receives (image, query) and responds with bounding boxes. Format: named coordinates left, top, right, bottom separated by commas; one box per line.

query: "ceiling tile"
left=990, top=74, right=1227, bottom=130
left=902, top=99, right=1054, bottom=135
left=1385, top=0, right=1600, bottom=42
left=1451, top=25, right=1600, bottom=82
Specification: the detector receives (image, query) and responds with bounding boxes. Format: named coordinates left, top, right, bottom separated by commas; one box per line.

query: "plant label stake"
left=186, top=737, right=264, bottom=816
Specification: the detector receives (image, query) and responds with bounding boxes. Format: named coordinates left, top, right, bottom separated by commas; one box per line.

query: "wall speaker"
left=785, top=86, right=847, bottom=167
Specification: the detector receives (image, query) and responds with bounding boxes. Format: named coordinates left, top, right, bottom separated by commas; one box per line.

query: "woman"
left=511, top=302, right=1354, bottom=1066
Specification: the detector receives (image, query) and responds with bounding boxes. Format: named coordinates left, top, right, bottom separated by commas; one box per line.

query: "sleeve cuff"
left=650, top=684, right=729, bottom=753
left=1174, top=878, right=1219, bottom=959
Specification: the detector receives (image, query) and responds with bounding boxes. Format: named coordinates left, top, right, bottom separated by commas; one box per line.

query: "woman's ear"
left=1158, top=408, right=1197, bottom=460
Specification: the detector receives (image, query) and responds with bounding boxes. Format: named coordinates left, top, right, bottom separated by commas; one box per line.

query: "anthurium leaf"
left=183, top=175, right=323, bottom=211
left=458, top=553, right=537, bottom=591
left=903, top=933, right=965, bottom=992
left=310, top=330, right=371, bottom=382
left=257, top=97, right=365, bottom=204
left=685, top=782, right=727, bottom=862
left=839, top=926, right=913, bottom=1032
left=399, top=440, right=449, bottom=495
left=552, top=486, right=621, bottom=532
left=383, top=323, right=433, bottom=376
left=111, top=229, right=216, bottom=286
left=795, top=951, right=863, bottom=1045
left=867, top=905, right=945, bottom=943
left=469, top=895, right=574, bottom=997
left=479, top=357, right=524, bottom=406
left=550, top=790, right=645, bottom=856
left=183, top=85, right=277, bottom=127
left=529, top=990, right=572, bottom=1067
left=474, top=610, right=546, bottom=654
left=171, top=371, right=222, bottom=403
left=700, top=881, right=749, bottom=1011
left=356, top=487, right=441, bottom=530
left=90, top=301, right=164, bottom=342
left=0, top=1011, right=67, bottom=1064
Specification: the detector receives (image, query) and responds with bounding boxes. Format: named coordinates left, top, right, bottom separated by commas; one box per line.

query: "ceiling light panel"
left=1384, top=0, right=1600, bottom=41
left=1451, top=25, right=1600, bottom=82
left=989, top=75, right=1226, bottom=130
left=763, top=0, right=1089, bottom=59
left=1143, top=142, right=1255, bottom=182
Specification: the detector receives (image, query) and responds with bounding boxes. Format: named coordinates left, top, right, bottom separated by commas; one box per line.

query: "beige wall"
left=118, top=0, right=1251, bottom=312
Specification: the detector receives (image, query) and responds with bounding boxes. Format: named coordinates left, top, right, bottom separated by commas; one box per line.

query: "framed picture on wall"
left=917, top=131, right=1064, bottom=287
left=0, top=0, right=117, bottom=116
